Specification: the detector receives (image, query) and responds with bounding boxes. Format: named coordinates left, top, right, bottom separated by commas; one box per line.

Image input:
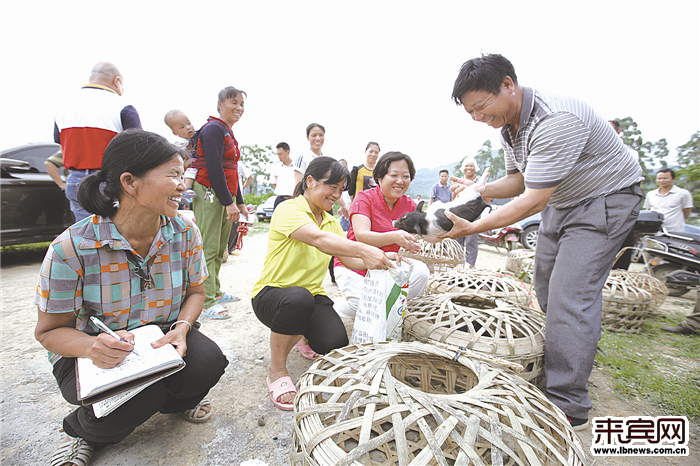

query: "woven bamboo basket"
left=505, top=249, right=536, bottom=276
left=403, top=293, right=545, bottom=383
left=291, top=341, right=587, bottom=466
left=608, top=270, right=668, bottom=310
left=602, top=275, right=653, bottom=333
left=426, top=269, right=533, bottom=307
left=400, top=238, right=465, bottom=274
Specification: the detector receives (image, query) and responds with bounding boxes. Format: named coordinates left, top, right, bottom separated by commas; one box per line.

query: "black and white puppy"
left=394, top=168, right=491, bottom=241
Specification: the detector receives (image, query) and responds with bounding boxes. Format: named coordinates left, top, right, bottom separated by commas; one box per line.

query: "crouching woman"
left=252, top=156, right=401, bottom=411
left=35, top=130, right=228, bottom=466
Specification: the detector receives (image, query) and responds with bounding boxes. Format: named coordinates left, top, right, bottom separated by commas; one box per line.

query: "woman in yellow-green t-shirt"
left=252, top=157, right=399, bottom=411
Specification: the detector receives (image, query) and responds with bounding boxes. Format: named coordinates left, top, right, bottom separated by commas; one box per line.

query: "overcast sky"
left=1, top=1, right=698, bottom=170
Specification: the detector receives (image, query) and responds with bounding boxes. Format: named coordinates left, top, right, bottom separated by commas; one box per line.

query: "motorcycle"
left=642, top=228, right=700, bottom=297
left=479, top=223, right=523, bottom=251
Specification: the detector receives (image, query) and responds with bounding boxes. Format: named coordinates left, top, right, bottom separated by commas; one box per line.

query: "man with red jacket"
left=54, top=62, right=142, bottom=221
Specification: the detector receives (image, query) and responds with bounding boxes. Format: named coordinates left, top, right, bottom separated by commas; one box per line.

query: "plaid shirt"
left=34, top=214, right=207, bottom=364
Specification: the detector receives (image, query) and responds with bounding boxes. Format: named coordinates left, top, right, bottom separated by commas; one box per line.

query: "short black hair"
left=276, top=142, right=290, bottom=152
left=657, top=168, right=676, bottom=179
left=365, top=141, right=380, bottom=151
left=293, top=156, right=349, bottom=197
left=609, top=120, right=621, bottom=132
left=439, top=169, right=449, bottom=175
left=306, top=123, right=325, bottom=137
left=78, top=130, right=182, bottom=218
left=452, top=54, right=518, bottom=105
left=373, top=151, right=416, bottom=184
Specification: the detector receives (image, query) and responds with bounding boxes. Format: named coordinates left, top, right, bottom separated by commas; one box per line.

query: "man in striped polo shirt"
left=443, top=54, right=643, bottom=431
left=54, top=62, right=142, bottom=221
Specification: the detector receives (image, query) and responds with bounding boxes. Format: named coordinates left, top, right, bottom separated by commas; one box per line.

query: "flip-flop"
left=180, top=399, right=213, bottom=424
left=50, top=437, right=94, bottom=466
left=266, top=376, right=296, bottom=411
left=295, top=339, right=320, bottom=360
left=202, top=304, right=230, bottom=320
left=217, top=292, right=240, bottom=303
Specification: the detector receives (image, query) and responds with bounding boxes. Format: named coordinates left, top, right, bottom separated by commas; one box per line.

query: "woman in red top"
left=333, top=151, right=430, bottom=318
left=191, top=86, right=250, bottom=319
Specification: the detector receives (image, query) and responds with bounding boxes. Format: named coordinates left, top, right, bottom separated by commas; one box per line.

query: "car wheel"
left=651, top=263, right=690, bottom=297
left=521, top=225, right=539, bottom=250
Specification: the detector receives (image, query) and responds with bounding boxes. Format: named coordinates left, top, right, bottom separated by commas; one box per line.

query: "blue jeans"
left=65, top=170, right=95, bottom=222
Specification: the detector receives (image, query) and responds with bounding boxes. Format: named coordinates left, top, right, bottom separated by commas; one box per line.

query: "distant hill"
left=406, top=162, right=460, bottom=199
left=406, top=148, right=502, bottom=199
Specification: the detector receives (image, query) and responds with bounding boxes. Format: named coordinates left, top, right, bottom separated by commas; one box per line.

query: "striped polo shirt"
left=34, top=213, right=207, bottom=364
left=502, top=87, right=643, bottom=209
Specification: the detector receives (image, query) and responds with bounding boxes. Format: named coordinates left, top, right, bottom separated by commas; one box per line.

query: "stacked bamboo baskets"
left=602, top=274, right=653, bottom=333
left=608, top=269, right=668, bottom=310
left=505, top=249, right=536, bottom=277
left=402, top=293, right=546, bottom=383
left=291, top=341, right=587, bottom=466
left=426, top=269, right=533, bottom=307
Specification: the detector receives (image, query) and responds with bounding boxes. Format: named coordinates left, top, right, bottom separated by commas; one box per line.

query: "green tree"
left=454, top=139, right=505, bottom=180
left=617, top=116, right=669, bottom=190
left=618, top=117, right=652, bottom=178
left=239, top=144, right=274, bottom=195
left=676, top=131, right=700, bottom=170
left=650, top=138, right=669, bottom=169
left=675, top=131, right=700, bottom=212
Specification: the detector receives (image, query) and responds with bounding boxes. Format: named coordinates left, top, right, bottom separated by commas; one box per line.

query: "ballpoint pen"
left=89, top=316, right=141, bottom=357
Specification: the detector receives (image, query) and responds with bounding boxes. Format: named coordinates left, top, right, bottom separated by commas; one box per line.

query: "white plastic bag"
left=350, top=262, right=413, bottom=344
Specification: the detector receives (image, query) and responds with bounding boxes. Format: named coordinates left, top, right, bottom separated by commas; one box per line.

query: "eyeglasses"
left=125, top=251, right=154, bottom=291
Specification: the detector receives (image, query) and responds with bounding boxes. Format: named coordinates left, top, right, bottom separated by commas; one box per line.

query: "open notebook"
left=76, top=325, right=185, bottom=406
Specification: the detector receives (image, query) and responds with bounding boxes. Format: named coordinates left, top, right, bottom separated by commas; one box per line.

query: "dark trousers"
left=252, top=286, right=348, bottom=354
left=535, top=185, right=642, bottom=418
left=228, top=222, right=240, bottom=252
left=53, top=328, right=228, bottom=449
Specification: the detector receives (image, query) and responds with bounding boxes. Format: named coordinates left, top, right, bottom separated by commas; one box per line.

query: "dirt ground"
left=1, top=232, right=698, bottom=465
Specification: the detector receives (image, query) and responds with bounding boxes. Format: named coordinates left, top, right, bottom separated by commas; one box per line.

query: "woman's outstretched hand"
left=393, top=230, right=420, bottom=254
left=359, top=244, right=397, bottom=271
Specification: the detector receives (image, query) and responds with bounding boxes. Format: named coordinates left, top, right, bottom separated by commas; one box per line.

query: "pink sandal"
left=295, top=339, right=319, bottom=360
left=266, top=376, right=296, bottom=411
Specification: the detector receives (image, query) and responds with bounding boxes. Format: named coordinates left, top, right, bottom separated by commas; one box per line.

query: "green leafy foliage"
left=617, top=118, right=697, bottom=214
left=239, top=144, right=275, bottom=196
left=243, top=193, right=274, bottom=207
left=675, top=131, right=700, bottom=209
left=453, top=140, right=505, bottom=181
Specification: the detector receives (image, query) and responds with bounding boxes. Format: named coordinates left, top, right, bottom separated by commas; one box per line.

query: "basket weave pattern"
left=608, top=270, right=668, bottom=310
left=403, top=293, right=545, bottom=383
left=505, top=249, right=536, bottom=276
left=400, top=238, right=465, bottom=274
left=602, top=275, right=653, bottom=333
left=291, top=341, right=587, bottom=466
left=426, top=269, right=533, bottom=307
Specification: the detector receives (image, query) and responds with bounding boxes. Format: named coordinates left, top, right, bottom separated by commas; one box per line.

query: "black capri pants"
left=52, top=327, right=228, bottom=449
left=252, top=286, right=349, bottom=354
